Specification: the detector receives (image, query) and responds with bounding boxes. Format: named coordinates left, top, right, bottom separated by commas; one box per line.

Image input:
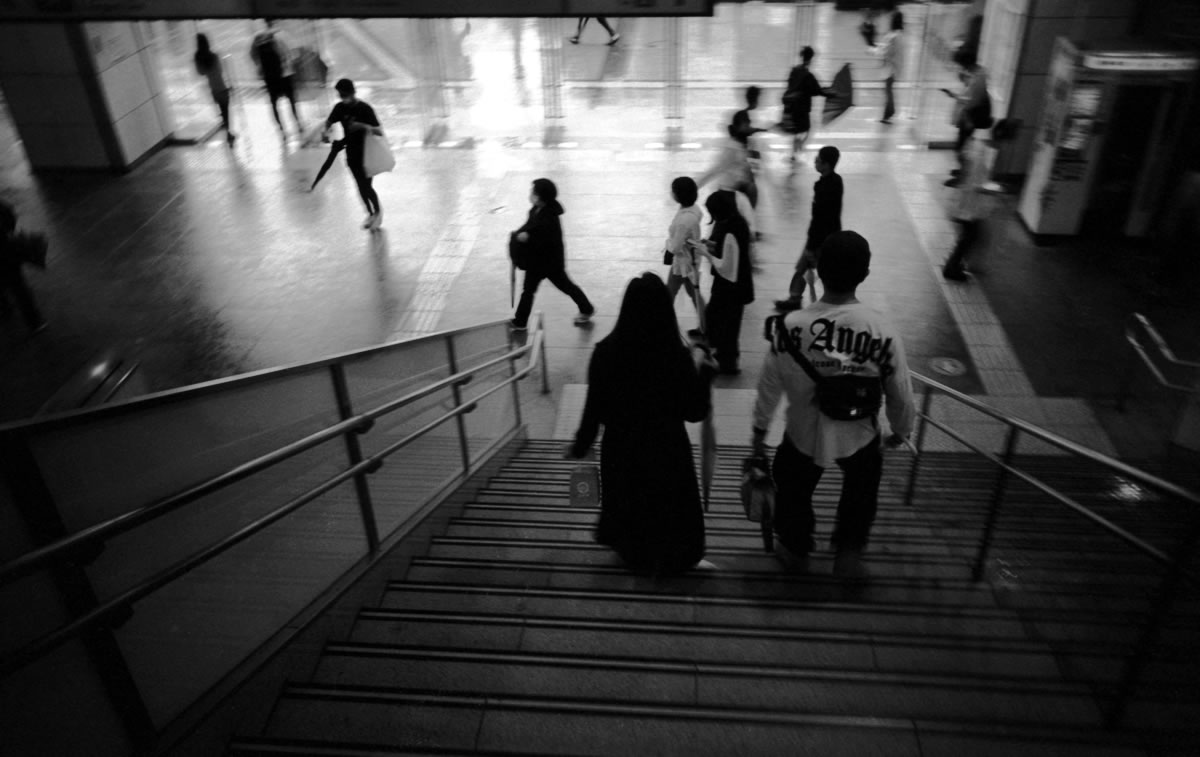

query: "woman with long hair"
left=510, top=178, right=595, bottom=330
left=194, top=33, right=235, bottom=146
left=568, top=273, right=716, bottom=574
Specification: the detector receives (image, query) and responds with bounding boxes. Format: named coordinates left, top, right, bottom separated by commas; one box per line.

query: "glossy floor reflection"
left=1, top=6, right=1197, bottom=472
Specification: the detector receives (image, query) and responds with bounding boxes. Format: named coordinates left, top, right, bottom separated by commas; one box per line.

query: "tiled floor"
left=2, top=6, right=1197, bottom=474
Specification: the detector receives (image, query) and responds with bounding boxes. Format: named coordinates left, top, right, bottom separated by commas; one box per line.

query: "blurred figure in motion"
left=869, top=11, right=904, bottom=124
left=0, top=201, right=47, bottom=335
left=781, top=46, right=828, bottom=165
left=323, top=79, right=384, bottom=230
left=251, top=20, right=303, bottom=138
left=569, top=17, right=620, bottom=45
left=568, top=272, right=715, bottom=574
left=194, top=33, right=236, bottom=146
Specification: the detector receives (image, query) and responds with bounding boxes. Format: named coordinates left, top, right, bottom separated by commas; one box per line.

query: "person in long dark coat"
left=569, top=273, right=716, bottom=574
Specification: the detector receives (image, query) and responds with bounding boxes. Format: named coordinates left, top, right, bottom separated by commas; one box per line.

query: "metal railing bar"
left=0, top=455, right=377, bottom=680
left=1129, top=313, right=1200, bottom=369
left=1124, top=332, right=1195, bottom=393
left=0, top=335, right=540, bottom=590
left=0, top=319, right=519, bottom=435
left=918, top=415, right=1194, bottom=584
left=0, top=414, right=370, bottom=588
left=910, top=372, right=1200, bottom=507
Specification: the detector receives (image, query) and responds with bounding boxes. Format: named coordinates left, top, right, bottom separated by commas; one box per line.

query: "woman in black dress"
left=569, top=273, right=715, bottom=574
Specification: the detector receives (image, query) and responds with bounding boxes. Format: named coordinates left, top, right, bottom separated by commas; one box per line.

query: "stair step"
left=312, top=643, right=1103, bottom=726
left=263, top=684, right=1146, bottom=757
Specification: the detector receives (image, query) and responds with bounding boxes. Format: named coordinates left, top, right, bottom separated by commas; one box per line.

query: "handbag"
left=362, top=132, right=395, bottom=177
left=740, top=454, right=775, bottom=552
left=509, top=232, right=530, bottom=271
left=569, top=464, right=600, bottom=508
left=663, top=249, right=673, bottom=266
left=766, top=315, right=883, bottom=422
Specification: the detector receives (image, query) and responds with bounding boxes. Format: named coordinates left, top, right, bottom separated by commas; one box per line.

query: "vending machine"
left=1018, top=38, right=1198, bottom=239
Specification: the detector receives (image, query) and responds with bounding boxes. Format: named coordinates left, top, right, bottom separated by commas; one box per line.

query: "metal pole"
left=972, top=424, right=1019, bottom=581
left=444, top=337, right=474, bottom=475
left=904, top=383, right=935, bottom=508
left=1105, top=517, right=1200, bottom=728
left=329, top=364, right=380, bottom=551
left=538, top=315, right=551, bottom=395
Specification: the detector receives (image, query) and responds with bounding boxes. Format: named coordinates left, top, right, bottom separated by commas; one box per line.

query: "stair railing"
left=0, top=312, right=548, bottom=746
left=905, top=371, right=1200, bottom=729
left=1116, top=312, right=1200, bottom=416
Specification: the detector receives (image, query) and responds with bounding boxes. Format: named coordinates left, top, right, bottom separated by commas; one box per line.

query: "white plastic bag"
left=363, top=132, right=395, bottom=177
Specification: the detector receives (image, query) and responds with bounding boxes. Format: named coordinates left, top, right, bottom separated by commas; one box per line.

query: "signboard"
left=1082, top=54, right=1199, bottom=72
left=0, top=0, right=714, bottom=19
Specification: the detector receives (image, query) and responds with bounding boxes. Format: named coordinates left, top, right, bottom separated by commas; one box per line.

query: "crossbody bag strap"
left=767, top=315, right=825, bottom=385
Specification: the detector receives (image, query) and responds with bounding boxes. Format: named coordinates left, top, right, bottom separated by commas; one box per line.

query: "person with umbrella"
left=781, top=46, right=829, bottom=165
left=0, top=201, right=47, bottom=335
left=566, top=273, right=716, bottom=575
left=322, top=78, right=385, bottom=230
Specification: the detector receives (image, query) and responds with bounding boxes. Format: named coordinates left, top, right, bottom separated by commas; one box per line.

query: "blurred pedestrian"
left=664, top=177, right=705, bottom=333
left=753, top=231, right=915, bottom=580
left=251, top=20, right=303, bottom=137
left=323, top=79, right=385, bottom=231
left=943, top=133, right=997, bottom=281
left=510, top=178, right=595, bottom=331
left=942, top=48, right=990, bottom=186
left=194, top=33, right=236, bottom=146
left=0, top=202, right=47, bottom=335
left=781, top=46, right=828, bottom=164
left=691, top=190, right=753, bottom=375
left=569, top=17, right=619, bottom=45
left=568, top=272, right=715, bottom=574
left=869, top=11, right=904, bottom=124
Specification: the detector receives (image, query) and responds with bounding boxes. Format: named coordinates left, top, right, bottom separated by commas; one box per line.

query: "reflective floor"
left=1, top=5, right=1197, bottom=467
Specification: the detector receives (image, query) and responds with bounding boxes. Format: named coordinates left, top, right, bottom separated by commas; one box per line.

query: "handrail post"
left=1106, top=517, right=1200, bottom=728
left=444, top=336, right=474, bottom=476
left=538, top=313, right=551, bottom=395
left=329, top=364, right=380, bottom=552
left=972, top=425, right=1020, bottom=582
left=904, top=382, right=934, bottom=508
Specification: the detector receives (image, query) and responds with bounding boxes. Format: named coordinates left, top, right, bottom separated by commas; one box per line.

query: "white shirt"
left=753, top=300, right=916, bottom=466
left=666, top=205, right=704, bottom=282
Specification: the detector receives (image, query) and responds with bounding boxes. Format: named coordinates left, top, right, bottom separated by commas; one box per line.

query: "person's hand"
left=516, top=231, right=530, bottom=243
left=884, top=433, right=907, bottom=449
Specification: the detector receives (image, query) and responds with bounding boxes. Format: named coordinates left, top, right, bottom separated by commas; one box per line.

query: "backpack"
left=254, top=34, right=285, bottom=80
left=765, top=315, right=883, bottom=422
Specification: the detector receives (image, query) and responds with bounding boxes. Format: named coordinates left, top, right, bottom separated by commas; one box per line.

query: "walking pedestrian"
left=943, top=131, right=997, bottom=281
left=663, top=177, right=706, bottom=333
left=323, top=78, right=384, bottom=230
left=753, top=231, right=915, bottom=580
left=510, top=178, right=595, bottom=331
left=194, top=33, right=236, bottom=146
left=0, top=202, right=47, bottom=335
left=691, top=190, right=753, bottom=375
left=869, top=11, right=904, bottom=124
left=251, top=20, right=303, bottom=137
left=776, top=145, right=843, bottom=311
left=569, top=17, right=620, bottom=45
left=943, top=49, right=990, bottom=187
left=781, top=46, right=828, bottom=164
left=567, top=272, right=716, bottom=574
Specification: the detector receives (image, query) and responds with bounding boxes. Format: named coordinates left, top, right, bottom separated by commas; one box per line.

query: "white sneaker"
left=362, top=214, right=376, bottom=229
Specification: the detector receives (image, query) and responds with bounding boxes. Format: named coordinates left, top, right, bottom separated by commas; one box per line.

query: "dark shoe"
left=686, top=329, right=706, bottom=340
left=833, top=549, right=869, bottom=581
left=774, top=541, right=810, bottom=573
left=774, top=298, right=803, bottom=312
left=573, top=310, right=594, bottom=326
left=943, top=178, right=962, bottom=188
left=508, top=319, right=527, bottom=331
left=568, top=35, right=579, bottom=44
left=607, top=33, right=621, bottom=45
left=879, top=118, right=893, bottom=125
left=942, top=266, right=968, bottom=282
left=950, top=168, right=962, bottom=177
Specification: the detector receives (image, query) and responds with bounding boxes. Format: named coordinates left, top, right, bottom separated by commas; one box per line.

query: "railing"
left=1117, top=312, right=1200, bottom=411
left=905, top=371, right=1200, bottom=729
left=0, top=314, right=548, bottom=752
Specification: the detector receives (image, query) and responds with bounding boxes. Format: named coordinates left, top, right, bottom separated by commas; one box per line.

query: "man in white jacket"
left=751, top=231, right=915, bottom=579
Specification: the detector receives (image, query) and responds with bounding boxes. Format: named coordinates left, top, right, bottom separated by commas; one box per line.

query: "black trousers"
left=213, top=89, right=232, bottom=134
left=772, top=434, right=883, bottom=555
left=882, top=75, right=896, bottom=121
left=0, top=265, right=43, bottom=329
left=514, top=267, right=593, bottom=327
left=704, top=278, right=744, bottom=371
left=347, top=157, right=380, bottom=215
left=944, top=218, right=982, bottom=273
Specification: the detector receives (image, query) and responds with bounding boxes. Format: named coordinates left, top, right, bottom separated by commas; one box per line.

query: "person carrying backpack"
left=751, top=231, right=914, bottom=580
left=251, top=20, right=303, bottom=137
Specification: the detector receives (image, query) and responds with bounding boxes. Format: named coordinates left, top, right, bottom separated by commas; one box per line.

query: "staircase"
left=228, top=439, right=1200, bottom=756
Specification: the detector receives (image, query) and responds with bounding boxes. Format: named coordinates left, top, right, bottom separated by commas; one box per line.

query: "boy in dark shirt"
left=776, top=145, right=843, bottom=311
left=324, top=78, right=384, bottom=230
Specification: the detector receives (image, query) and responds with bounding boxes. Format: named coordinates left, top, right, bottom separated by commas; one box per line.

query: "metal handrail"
left=0, top=314, right=548, bottom=679
left=1119, top=313, right=1200, bottom=408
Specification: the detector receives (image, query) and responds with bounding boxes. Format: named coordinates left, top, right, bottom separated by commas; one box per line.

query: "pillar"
left=0, top=22, right=173, bottom=171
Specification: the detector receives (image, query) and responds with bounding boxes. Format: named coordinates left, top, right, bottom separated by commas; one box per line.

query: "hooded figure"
left=510, top=178, right=595, bottom=330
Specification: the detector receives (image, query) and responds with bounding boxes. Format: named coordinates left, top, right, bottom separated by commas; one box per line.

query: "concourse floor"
left=1, top=6, right=1197, bottom=472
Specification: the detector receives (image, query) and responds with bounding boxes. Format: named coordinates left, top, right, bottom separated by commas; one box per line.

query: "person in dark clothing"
left=323, top=78, right=384, bottom=230
left=776, top=145, right=843, bottom=311
left=0, top=202, right=46, bottom=334
left=731, top=86, right=766, bottom=148
left=568, top=272, right=715, bottom=574
left=511, top=178, right=595, bottom=331
left=569, top=16, right=619, bottom=45
left=251, top=20, right=302, bottom=137
left=692, top=191, right=753, bottom=375
left=781, top=46, right=828, bottom=164
left=194, top=34, right=235, bottom=146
